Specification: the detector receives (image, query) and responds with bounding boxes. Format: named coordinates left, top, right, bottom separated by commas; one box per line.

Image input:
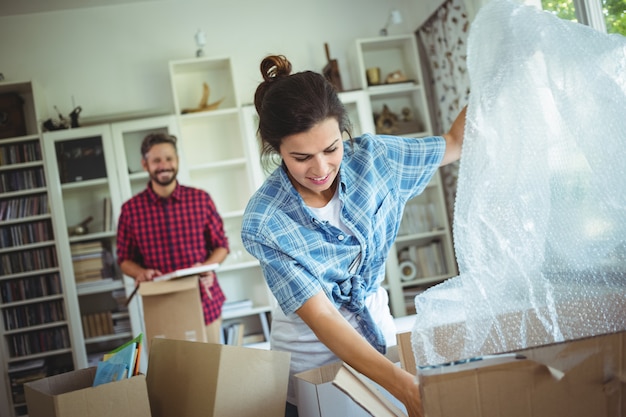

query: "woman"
left=241, top=55, right=466, bottom=417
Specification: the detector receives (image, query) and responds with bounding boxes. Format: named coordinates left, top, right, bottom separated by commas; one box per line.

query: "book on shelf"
left=103, top=196, right=112, bottom=232
left=76, top=277, right=114, bottom=289
left=71, top=241, right=103, bottom=256
left=223, top=322, right=245, bottom=346
left=82, top=311, right=114, bottom=338
left=242, top=333, right=266, bottom=345
left=222, top=298, right=254, bottom=313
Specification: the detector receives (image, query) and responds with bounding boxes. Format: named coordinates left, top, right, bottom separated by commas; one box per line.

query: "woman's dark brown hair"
left=253, top=55, right=352, bottom=172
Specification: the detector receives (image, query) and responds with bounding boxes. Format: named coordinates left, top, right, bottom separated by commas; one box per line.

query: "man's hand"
left=199, top=270, right=216, bottom=299
left=135, top=268, right=161, bottom=283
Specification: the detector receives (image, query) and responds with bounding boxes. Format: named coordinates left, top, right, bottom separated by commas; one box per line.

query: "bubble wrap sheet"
left=411, top=0, right=626, bottom=367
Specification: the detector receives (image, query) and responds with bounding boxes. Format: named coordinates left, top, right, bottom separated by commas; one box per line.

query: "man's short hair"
left=141, top=133, right=177, bottom=158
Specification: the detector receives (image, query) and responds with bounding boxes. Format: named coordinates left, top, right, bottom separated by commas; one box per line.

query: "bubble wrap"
left=411, top=0, right=626, bottom=367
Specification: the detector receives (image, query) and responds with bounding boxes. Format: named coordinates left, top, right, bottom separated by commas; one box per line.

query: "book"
left=152, top=263, right=219, bottom=282
left=103, top=196, right=112, bottom=232
left=92, top=334, right=143, bottom=387
left=104, top=333, right=143, bottom=378
left=92, top=360, right=128, bottom=387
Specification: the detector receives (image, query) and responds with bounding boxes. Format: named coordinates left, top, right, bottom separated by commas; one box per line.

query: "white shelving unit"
left=108, top=114, right=179, bottom=368
left=350, top=35, right=458, bottom=317
left=42, top=124, right=141, bottom=372
left=0, top=81, right=74, bottom=417
left=169, top=56, right=274, bottom=344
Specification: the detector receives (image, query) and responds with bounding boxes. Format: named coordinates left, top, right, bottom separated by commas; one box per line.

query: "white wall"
left=0, top=0, right=450, bottom=123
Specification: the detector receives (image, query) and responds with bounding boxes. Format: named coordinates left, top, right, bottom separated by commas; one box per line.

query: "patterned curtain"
left=416, top=0, right=471, bottom=227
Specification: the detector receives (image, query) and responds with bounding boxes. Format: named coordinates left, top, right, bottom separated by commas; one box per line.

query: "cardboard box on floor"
left=294, top=345, right=408, bottom=417
left=397, top=328, right=626, bottom=417
left=146, top=338, right=290, bottom=417
left=138, top=276, right=206, bottom=350
left=24, top=367, right=151, bottom=417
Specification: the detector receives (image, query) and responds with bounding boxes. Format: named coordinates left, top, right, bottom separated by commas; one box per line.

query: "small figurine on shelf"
left=42, top=105, right=82, bottom=131
left=181, top=82, right=224, bottom=114
left=69, top=106, right=82, bottom=128
left=68, top=216, right=94, bottom=236
left=385, top=70, right=408, bottom=84
left=322, top=43, right=343, bottom=92
left=374, top=104, right=399, bottom=135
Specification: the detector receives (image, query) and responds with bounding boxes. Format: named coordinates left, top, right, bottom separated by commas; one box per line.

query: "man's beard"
left=150, top=169, right=177, bottom=186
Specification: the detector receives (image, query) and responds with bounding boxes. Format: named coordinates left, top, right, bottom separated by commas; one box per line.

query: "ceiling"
left=0, top=0, right=159, bottom=17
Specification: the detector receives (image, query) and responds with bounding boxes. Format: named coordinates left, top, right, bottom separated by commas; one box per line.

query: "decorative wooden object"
left=323, top=43, right=344, bottom=92
left=181, top=82, right=224, bottom=114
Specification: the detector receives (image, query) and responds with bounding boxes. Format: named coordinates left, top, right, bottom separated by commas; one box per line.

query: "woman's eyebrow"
left=289, top=139, right=340, bottom=156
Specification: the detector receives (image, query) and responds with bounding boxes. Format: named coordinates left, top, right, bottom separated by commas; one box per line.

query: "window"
left=541, top=0, right=626, bottom=35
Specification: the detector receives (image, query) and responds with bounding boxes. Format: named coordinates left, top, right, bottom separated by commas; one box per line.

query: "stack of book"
left=81, top=311, right=114, bottom=338
left=223, top=322, right=245, bottom=346
left=71, top=241, right=104, bottom=284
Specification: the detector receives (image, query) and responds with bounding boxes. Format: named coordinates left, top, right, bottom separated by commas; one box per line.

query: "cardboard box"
left=295, top=361, right=406, bottom=417
left=138, top=276, right=206, bottom=349
left=294, top=345, right=408, bottom=417
left=24, top=367, right=151, bottom=417
left=146, top=338, right=290, bottom=417
left=397, top=330, right=626, bottom=417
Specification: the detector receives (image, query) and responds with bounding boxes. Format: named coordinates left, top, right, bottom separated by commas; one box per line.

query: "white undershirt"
left=308, top=185, right=352, bottom=236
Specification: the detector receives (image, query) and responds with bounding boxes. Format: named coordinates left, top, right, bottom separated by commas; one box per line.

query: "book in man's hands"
left=152, top=263, right=219, bottom=282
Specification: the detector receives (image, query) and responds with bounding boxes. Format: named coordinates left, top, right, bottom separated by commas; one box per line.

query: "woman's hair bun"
left=260, top=55, right=292, bottom=82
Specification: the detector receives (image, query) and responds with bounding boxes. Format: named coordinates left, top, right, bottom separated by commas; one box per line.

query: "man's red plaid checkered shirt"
left=116, top=182, right=228, bottom=324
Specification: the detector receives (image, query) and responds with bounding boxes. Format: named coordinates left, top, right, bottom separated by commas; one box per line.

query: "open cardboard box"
left=397, top=330, right=626, bottom=417
left=395, top=289, right=626, bottom=417
left=146, top=338, right=290, bottom=417
left=24, top=367, right=151, bottom=417
left=294, top=345, right=409, bottom=417
left=294, top=290, right=625, bottom=417
left=138, top=276, right=207, bottom=350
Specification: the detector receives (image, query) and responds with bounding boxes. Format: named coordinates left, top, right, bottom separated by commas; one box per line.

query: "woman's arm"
left=297, top=292, right=423, bottom=417
left=440, top=105, right=467, bottom=166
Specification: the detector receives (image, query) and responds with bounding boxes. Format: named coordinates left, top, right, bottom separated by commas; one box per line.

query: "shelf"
left=0, top=239, right=56, bottom=254
left=0, top=293, right=64, bottom=308
left=347, top=37, right=457, bottom=317
left=222, top=305, right=271, bottom=321
left=3, top=320, right=70, bottom=335
left=6, top=347, right=73, bottom=363
left=0, top=186, right=47, bottom=198
left=0, top=267, right=60, bottom=281
left=60, top=177, right=108, bottom=190
left=76, top=279, right=124, bottom=296
left=0, top=160, right=43, bottom=171
left=84, top=331, right=132, bottom=345
left=395, top=229, right=449, bottom=245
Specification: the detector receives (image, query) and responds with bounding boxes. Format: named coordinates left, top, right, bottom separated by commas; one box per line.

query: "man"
left=116, top=132, right=229, bottom=342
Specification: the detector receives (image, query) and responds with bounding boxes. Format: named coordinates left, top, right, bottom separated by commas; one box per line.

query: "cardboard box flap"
left=138, top=275, right=198, bottom=297
left=53, top=375, right=150, bottom=417
left=147, top=338, right=290, bottom=417
left=25, top=368, right=151, bottom=417
left=333, top=364, right=407, bottom=417
left=26, top=366, right=96, bottom=395
left=396, top=332, right=416, bottom=376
